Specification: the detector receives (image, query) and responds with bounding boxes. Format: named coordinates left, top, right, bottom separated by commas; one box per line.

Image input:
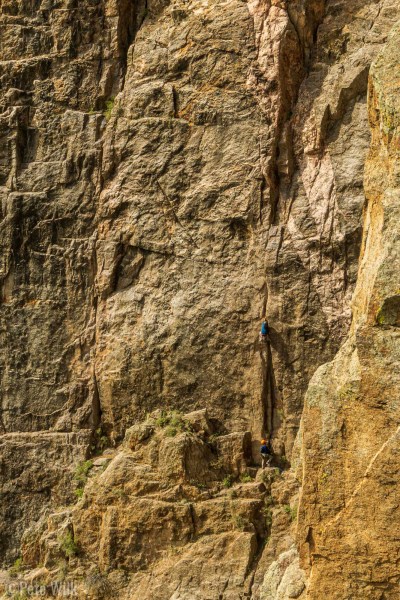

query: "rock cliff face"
left=298, top=22, right=400, bottom=599
left=0, top=0, right=399, bottom=598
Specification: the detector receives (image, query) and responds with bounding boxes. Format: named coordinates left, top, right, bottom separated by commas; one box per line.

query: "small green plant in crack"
left=232, top=514, right=250, bottom=531
left=188, top=479, right=207, bottom=490
left=8, top=557, right=23, bottom=578
left=232, top=515, right=245, bottom=530
left=74, top=488, right=85, bottom=500
left=263, top=504, right=273, bottom=530
left=74, top=460, right=93, bottom=500
left=319, top=470, right=329, bottom=486
left=91, top=427, right=109, bottom=455
left=240, top=472, right=253, bottom=483
left=165, top=424, right=179, bottom=437
left=261, top=535, right=271, bottom=549
left=109, top=487, right=129, bottom=500
left=103, top=97, right=115, bottom=120
left=263, top=535, right=270, bottom=545
left=56, top=559, right=68, bottom=582
left=222, top=474, right=234, bottom=488
left=10, top=591, right=29, bottom=600
left=74, top=459, right=94, bottom=487
left=59, top=531, right=79, bottom=559
left=154, top=410, right=191, bottom=437
left=284, top=504, right=297, bottom=521
left=154, top=412, right=169, bottom=428
left=230, top=497, right=251, bottom=531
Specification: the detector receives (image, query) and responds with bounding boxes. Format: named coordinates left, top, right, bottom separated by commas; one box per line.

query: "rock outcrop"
left=2, top=410, right=297, bottom=599
left=0, top=0, right=399, bottom=598
left=298, top=22, right=400, bottom=599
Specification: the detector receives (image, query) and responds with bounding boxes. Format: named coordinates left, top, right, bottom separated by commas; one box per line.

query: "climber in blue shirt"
left=260, top=438, right=272, bottom=469
left=259, top=319, right=269, bottom=342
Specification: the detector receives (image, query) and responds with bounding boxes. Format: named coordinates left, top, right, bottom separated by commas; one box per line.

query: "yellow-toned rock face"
left=1, top=0, right=400, bottom=598
left=298, top=21, right=400, bottom=600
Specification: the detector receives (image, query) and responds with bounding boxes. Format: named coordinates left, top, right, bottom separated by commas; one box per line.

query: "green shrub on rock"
left=8, top=556, right=23, bottom=577
left=59, top=531, right=79, bottom=559
left=74, top=460, right=94, bottom=487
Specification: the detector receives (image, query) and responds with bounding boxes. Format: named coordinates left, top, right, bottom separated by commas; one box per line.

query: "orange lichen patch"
left=24, top=298, right=39, bottom=306
left=176, top=41, right=194, bottom=57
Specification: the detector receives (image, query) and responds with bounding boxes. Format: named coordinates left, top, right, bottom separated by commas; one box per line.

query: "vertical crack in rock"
left=249, top=0, right=326, bottom=456
left=260, top=0, right=399, bottom=461
left=251, top=3, right=400, bottom=599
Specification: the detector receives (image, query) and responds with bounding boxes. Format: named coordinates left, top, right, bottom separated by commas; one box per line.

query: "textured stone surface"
left=0, top=431, right=90, bottom=560
left=297, top=21, right=400, bottom=599
left=265, top=0, right=400, bottom=455
left=3, top=413, right=277, bottom=599
left=0, top=0, right=326, bottom=563
left=0, top=0, right=400, bottom=598
left=0, top=0, right=133, bottom=560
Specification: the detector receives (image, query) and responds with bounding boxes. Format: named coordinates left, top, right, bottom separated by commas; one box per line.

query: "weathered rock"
left=297, top=19, right=400, bottom=599
left=265, top=0, right=400, bottom=456
left=215, top=431, right=253, bottom=476
left=183, top=408, right=214, bottom=436
left=124, top=422, right=155, bottom=450
left=0, top=0, right=135, bottom=560
left=158, top=432, right=218, bottom=484
left=258, top=546, right=306, bottom=600
left=1, top=0, right=400, bottom=598
left=12, top=415, right=269, bottom=598
left=0, top=432, right=90, bottom=560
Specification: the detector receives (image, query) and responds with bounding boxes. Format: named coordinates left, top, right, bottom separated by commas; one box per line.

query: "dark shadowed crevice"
left=261, top=0, right=327, bottom=451
left=117, top=0, right=148, bottom=83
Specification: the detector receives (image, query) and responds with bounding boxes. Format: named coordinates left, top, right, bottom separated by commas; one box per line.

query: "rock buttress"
left=297, top=20, right=400, bottom=600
